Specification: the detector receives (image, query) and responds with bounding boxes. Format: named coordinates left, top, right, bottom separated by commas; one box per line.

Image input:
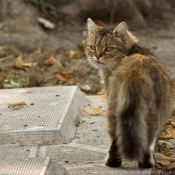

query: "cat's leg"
left=105, top=110, right=122, bottom=167
left=138, top=128, right=157, bottom=168
left=105, top=137, right=122, bottom=167
left=148, top=133, right=158, bottom=166
left=138, top=150, right=154, bottom=168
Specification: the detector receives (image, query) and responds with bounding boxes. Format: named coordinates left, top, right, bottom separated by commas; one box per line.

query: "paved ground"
left=0, top=13, right=175, bottom=175
left=0, top=87, right=159, bottom=175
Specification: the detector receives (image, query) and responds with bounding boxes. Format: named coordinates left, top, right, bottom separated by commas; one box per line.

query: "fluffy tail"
left=116, top=79, right=151, bottom=161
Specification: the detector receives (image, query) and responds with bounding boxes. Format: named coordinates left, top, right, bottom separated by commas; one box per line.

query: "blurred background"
left=0, top=0, right=175, bottom=94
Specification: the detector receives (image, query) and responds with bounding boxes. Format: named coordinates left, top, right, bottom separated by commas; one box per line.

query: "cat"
left=84, top=18, right=174, bottom=168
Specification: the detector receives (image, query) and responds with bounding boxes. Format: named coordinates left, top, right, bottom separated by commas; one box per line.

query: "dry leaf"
left=65, top=44, right=85, bottom=58
left=61, top=70, right=74, bottom=79
left=161, top=151, right=175, bottom=158
left=14, top=55, right=26, bottom=69
left=23, top=62, right=37, bottom=67
left=55, top=70, right=78, bottom=84
left=160, top=129, right=175, bottom=139
left=15, top=55, right=37, bottom=70
left=37, top=17, right=55, bottom=29
left=0, top=73, right=7, bottom=81
left=156, top=162, right=169, bottom=169
left=97, top=89, right=105, bottom=95
left=44, top=56, right=61, bottom=66
left=158, top=140, right=175, bottom=149
left=161, top=151, right=172, bottom=157
left=97, top=95, right=107, bottom=100
left=66, top=50, right=76, bottom=58
left=45, top=56, right=55, bottom=65
left=8, top=101, right=27, bottom=108
left=84, top=106, right=105, bottom=116
left=55, top=74, right=68, bottom=83
left=33, top=48, right=42, bottom=54
left=154, top=153, right=175, bottom=166
left=166, top=124, right=173, bottom=129
left=80, top=85, right=91, bottom=92
left=170, top=121, right=175, bottom=127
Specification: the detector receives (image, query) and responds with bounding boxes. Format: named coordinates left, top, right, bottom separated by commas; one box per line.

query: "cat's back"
left=116, top=44, right=160, bottom=75
left=112, top=53, right=154, bottom=83
left=113, top=48, right=169, bottom=83
left=110, top=51, right=174, bottom=119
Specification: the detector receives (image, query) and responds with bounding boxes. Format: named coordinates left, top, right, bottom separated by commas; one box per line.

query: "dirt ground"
left=0, top=1, right=175, bottom=95
left=0, top=22, right=175, bottom=95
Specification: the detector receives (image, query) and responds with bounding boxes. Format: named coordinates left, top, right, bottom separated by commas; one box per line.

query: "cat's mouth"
left=96, top=60, right=104, bottom=64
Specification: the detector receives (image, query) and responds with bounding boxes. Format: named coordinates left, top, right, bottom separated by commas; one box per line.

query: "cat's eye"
left=105, top=47, right=114, bottom=52
left=90, top=45, right=96, bottom=50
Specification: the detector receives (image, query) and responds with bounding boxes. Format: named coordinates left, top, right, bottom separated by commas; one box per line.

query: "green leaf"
left=154, top=153, right=175, bottom=165
left=3, top=78, right=29, bottom=89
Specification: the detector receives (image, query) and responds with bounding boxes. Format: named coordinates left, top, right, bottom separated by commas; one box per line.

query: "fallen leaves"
left=55, top=74, right=67, bottom=83
left=97, top=89, right=105, bottom=95
left=55, top=70, right=78, bottom=84
left=156, top=114, right=175, bottom=172
left=84, top=106, right=105, bottom=116
left=8, top=101, right=27, bottom=109
left=97, top=95, right=107, bottom=100
left=44, top=56, right=61, bottom=66
left=37, top=17, right=55, bottom=29
left=3, top=78, right=29, bottom=89
left=96, top=89, right=107, bottom=100
left=33, top=48, right=42, bottom=54
left=158, top=140, right=175, bottom=149
left=66, top=44, right=84, bottom=58
left=170, top=121, right=175, bottom=127
left=160, top=129, right=175, bottom=139
left=79, top=85, right=91, bottom=92
left=15, top=55, right=37, bottom=70
left=0, top=73, right=7, bottom=82
left=154, top=153, right=175, bottom=169
left=61, top=70, right=74, bottom=79
left=161, top=151, right=175, bottom=158
left=166, top=124, right=173, bottom=129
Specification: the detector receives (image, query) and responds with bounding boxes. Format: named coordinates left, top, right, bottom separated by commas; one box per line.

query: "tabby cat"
left=84, top=18, right=174, bottom=168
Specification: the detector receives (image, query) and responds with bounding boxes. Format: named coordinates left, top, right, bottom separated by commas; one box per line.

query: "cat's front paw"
left=105, top=154, right=122, bottom=167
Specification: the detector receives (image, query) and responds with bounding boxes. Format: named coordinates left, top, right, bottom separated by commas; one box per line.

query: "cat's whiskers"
left=78, top=59, right=93, bottom=77
left=105, top=60, right=115, bottom=70
left=78, top=60, right=88, bottom=76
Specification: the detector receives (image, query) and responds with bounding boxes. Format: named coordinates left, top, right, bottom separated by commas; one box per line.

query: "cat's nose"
left=95, top=53, right=102, bottom=60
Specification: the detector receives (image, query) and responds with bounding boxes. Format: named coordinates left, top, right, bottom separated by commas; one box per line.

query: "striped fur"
left=85, top=19, right=174, bottom=168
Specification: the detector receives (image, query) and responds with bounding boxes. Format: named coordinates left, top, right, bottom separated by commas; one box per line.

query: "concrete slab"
left=0, top=157, right=68, bottom=175
left=41, top=143, right=154, bottom=175
left=0, top=93, right=154, bottom=175
left=0, top=86, right=87, bottom=146
left=0, top=143, right=31, bottom=160
left=74, top=96, right=109, bottom=149
left=42, top=144, right=106, bottom=164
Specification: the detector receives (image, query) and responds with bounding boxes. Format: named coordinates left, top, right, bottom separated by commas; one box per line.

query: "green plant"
left=23, top=0, right=58, bottom=16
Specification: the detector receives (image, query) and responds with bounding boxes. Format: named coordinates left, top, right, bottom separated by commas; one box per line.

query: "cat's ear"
left=87, top=18, right=99, bottom=35
left=113, top=22, right=128, bottom=41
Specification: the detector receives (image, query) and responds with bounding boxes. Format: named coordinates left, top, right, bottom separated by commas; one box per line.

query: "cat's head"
left=85, top=18, right=138, bottom=70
